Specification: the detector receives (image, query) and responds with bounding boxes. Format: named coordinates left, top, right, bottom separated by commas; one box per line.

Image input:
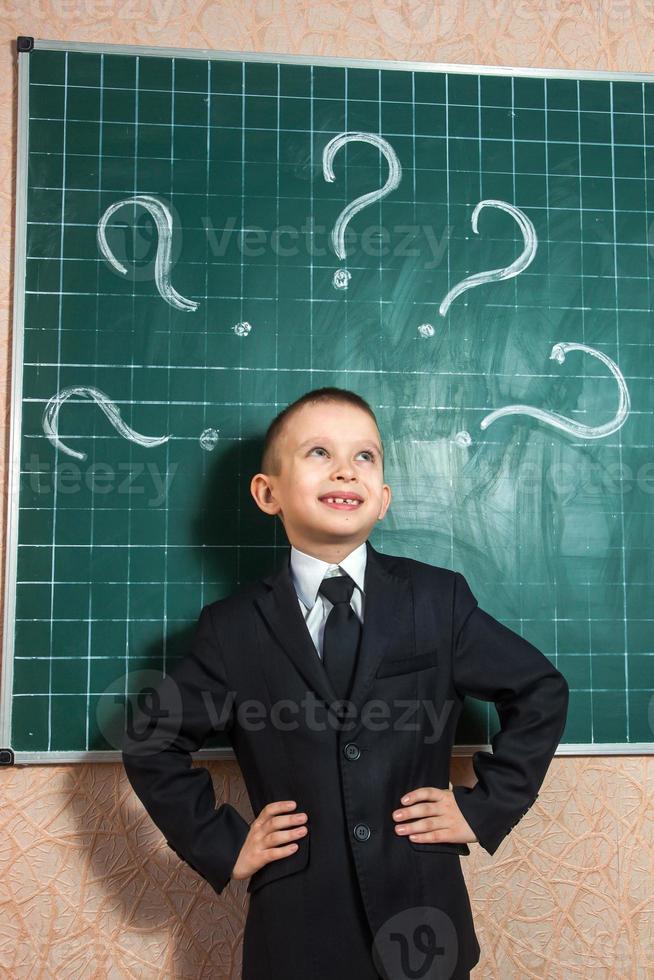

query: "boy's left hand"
left=392, top=786, right=478, bottom=844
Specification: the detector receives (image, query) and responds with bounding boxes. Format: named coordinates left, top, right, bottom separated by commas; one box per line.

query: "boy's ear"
left=250, top=472, right=284, bottom=526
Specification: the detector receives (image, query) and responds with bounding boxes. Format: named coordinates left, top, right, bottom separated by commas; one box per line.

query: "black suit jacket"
left=122, top=541, right=569, bottom=979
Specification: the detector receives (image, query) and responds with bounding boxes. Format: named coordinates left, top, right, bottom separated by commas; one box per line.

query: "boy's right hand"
left=231, top=800, right=308, bottom=881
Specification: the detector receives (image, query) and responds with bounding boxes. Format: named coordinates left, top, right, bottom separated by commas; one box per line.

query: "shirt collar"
left=289, top=540, right=367, bottom=609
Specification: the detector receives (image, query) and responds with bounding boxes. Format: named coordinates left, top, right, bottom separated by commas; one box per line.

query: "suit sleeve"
left=450, top=571, right=569, bottom=856
left=121, top=603, right=250, bottom=895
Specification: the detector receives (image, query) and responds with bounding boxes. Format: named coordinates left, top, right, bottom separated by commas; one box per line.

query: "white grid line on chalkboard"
left=23, top=368, right=649, bottom=381
left=45, top=51, right=70, bottom=751
left=23, top=256, right=654, bottom=273
left=121, top=52, right=139, bottom=749
left=379, top=70, right=384, bottom=401
left=307, top=65, right=313, bottom=418
left=610, top=83, right=630, bottom=741
left=23, top=163, right=654, bottom=184
left=22, top=293, right=654, bottom=311
left=162, top=56, right=172, bottom=683
left=577, top=79, right=593, bottom=739
left=643, top=87, right=654, bottom=314
left=343, top=65, right=349, bottom=412
left=85, top=51, right=105, bottom=748
left=24, top=204, right=654, bottom=223
left=22, top=132, right=654, bottom=157
left=544, top=69, right=560, bottom=694
left=236, top=59, right=245, bottom=590
left=26, top=78, right=654, bottom=118
left=201, top=57, right=211, bottom=611
left=445, top=72, right=452, bottom=580
left=511, top=76, right=518, bottom=313
left=274, top=62, right=282, bottom=553
left=20, top=336, right=654, bottom=350
left=511, top=76, right=524, bottom=650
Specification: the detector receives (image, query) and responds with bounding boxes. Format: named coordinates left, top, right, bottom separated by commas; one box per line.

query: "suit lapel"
left=255, top=548, right=339, bottom=707
left=348, top=540, right=413, bottom=713
left=254, top=540, right=414, bottom=719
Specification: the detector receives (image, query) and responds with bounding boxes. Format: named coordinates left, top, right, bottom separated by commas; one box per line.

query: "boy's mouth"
left=319, top=494, right=363, bottom=510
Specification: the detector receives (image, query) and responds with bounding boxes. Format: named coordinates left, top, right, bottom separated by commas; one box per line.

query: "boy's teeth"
left=325, top=497, right=359, bottom=504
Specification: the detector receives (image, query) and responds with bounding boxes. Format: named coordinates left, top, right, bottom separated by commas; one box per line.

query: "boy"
left=122, top=386, right=569, bottom=980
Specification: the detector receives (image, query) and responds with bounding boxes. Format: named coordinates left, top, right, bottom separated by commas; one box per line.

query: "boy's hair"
left=260, top=386, right=384, bottom=477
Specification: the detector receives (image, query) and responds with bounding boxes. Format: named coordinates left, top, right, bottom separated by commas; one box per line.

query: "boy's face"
left=250, top=401, right=392, bottom=559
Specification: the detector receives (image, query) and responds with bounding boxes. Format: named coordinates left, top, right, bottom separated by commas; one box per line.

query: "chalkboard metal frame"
left=3, top=37, right=653, bottom=762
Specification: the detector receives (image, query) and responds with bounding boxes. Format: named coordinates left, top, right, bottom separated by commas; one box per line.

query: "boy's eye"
left=309, top=446, right=376, bottom=461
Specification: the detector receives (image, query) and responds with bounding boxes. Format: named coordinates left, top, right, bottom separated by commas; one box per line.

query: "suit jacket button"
left=343, top=742, right=360, bottom=761
left=353, top=823, right=371, bottom=842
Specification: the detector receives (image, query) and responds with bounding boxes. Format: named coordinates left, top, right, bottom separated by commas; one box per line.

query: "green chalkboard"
left=2, top=38, right=653, bottom=761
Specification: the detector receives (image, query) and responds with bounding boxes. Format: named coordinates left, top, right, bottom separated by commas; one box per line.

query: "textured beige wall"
left=1, top=2, right=653, bottom=977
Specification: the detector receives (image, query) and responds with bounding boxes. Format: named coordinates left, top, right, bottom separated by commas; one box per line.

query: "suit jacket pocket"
left=375, top=650, right=436, bottom=678
left=247, top=830, right=310, bottom=894
left=409, top=839, right=470, bottom=856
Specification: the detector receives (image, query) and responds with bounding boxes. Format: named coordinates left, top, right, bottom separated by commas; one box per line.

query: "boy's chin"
left=312, top=516, right=375, bottom=541
left=287, top=516, right=369, bottom=538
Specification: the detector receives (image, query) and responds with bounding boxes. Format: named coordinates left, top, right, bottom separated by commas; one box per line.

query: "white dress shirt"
left=289, top=541, right=367, bottom=660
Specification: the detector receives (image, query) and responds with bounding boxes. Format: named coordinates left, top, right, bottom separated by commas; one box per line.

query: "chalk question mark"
left=42, top=385, right=171, bottom=461
left=97, top=195, right=198, bottom=312
left=480, top=342, right=631, bottom=438
left=43, top=385, right=222, bottom=458
left=322, top=132, right=402, bottom=290
left=439, top=200, right=537, bottom=315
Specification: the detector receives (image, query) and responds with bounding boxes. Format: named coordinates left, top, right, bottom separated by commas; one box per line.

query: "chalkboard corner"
left=16, top=36, right=34, bottom=54
left=0, top=748, right=15, bottom=765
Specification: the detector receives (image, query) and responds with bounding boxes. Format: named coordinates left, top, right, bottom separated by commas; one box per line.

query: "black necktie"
left=318, top=572, right=362, bottom=703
